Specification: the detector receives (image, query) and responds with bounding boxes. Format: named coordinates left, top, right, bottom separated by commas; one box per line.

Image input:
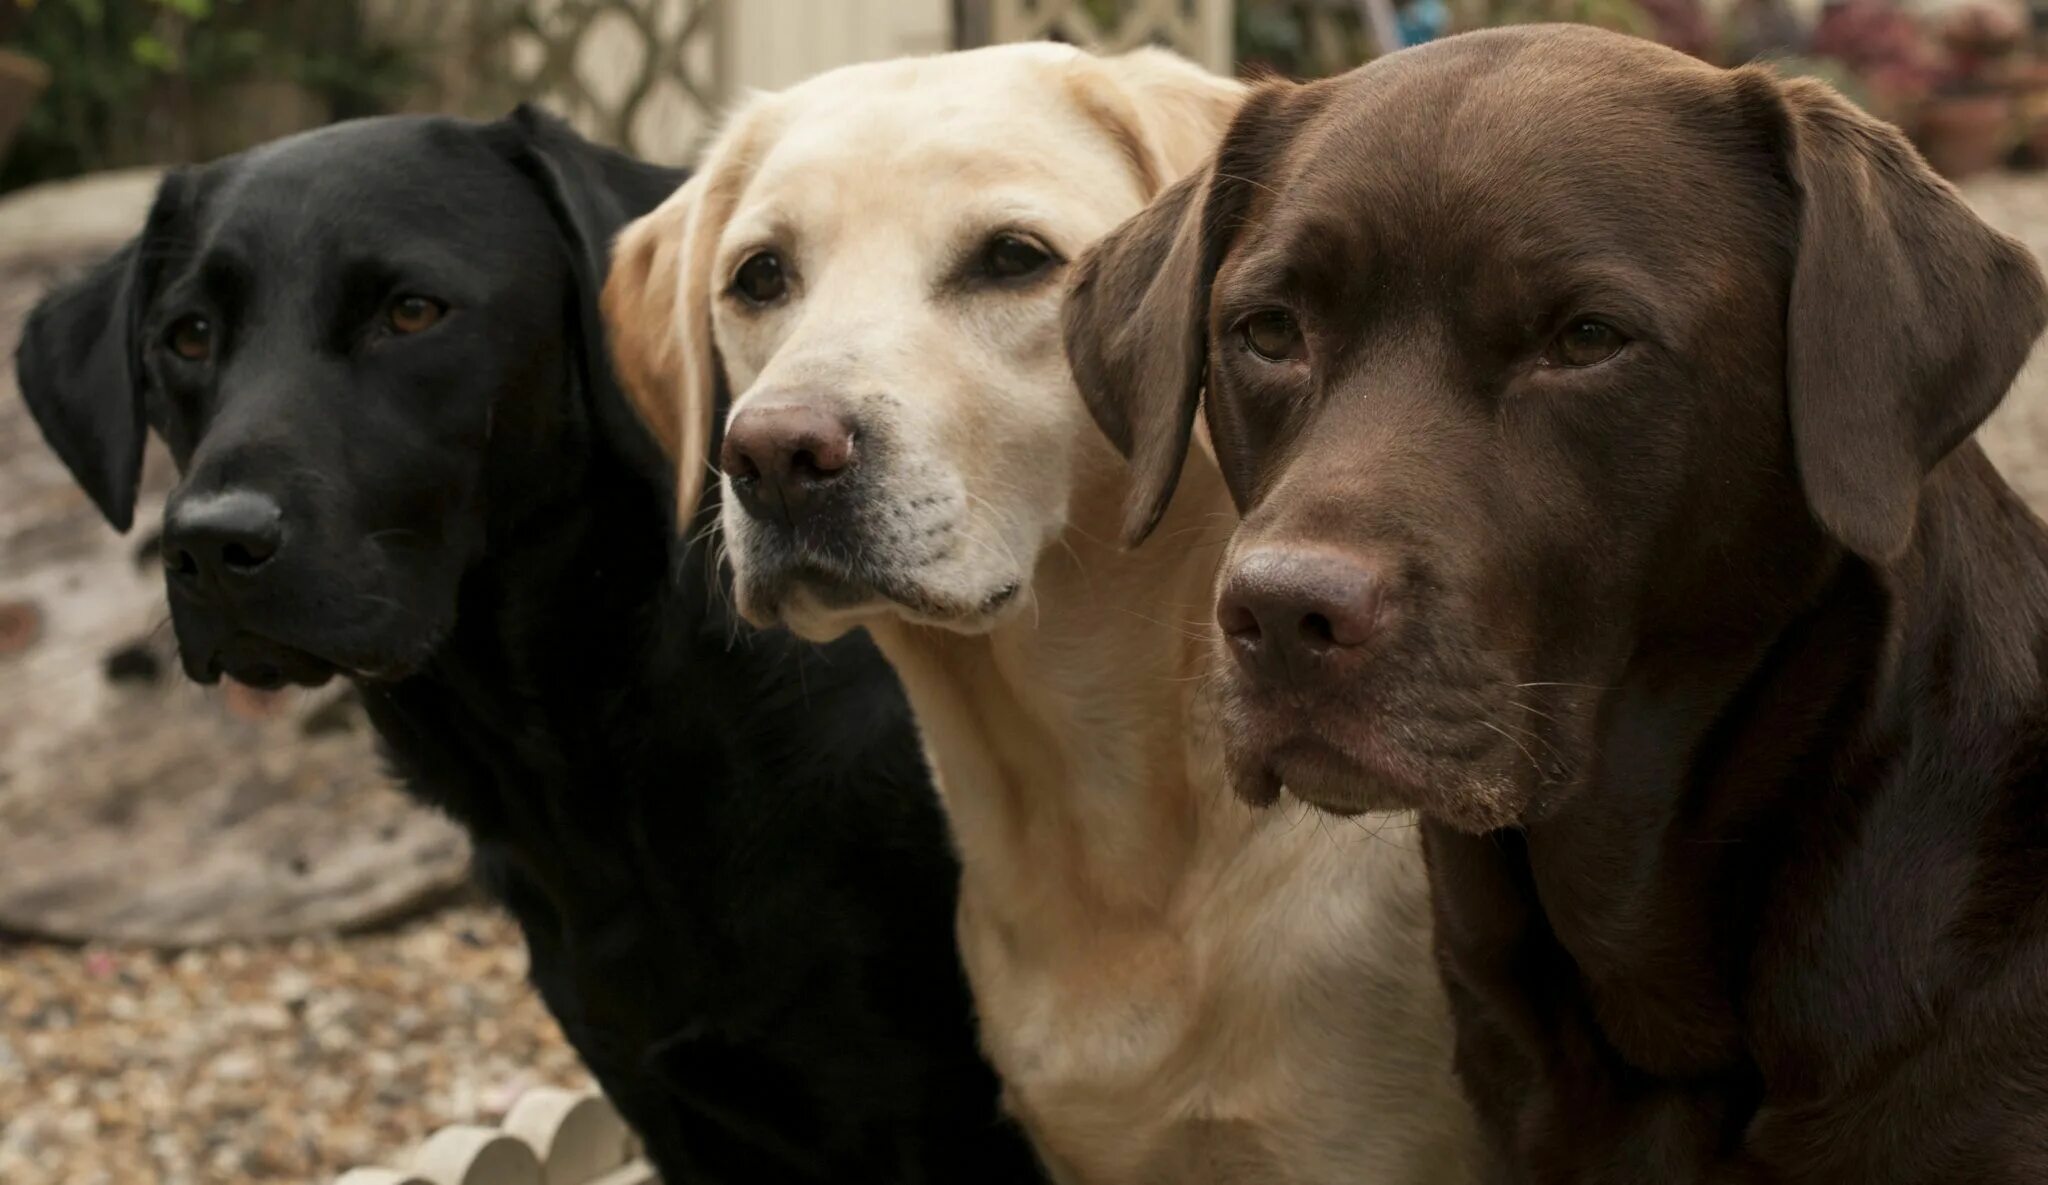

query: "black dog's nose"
left=721, top=399, right=857, bottom=523
left=1217, top=546, right=1384, bottom=683
left=163, top=489, right=286, bottom=591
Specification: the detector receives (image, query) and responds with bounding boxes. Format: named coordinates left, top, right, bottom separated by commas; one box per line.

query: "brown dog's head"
left=1065, top=25, right=2048, bottom=828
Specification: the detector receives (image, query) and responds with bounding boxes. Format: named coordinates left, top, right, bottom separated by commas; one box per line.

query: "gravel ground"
left=0, top=906, right=590, bottom=1185
left=5, top=170, right=2048, bottom=1185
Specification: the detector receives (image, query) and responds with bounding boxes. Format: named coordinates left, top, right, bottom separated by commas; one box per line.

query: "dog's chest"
left=961, top=910, right=1296, bottom=1184
left=958, top=819, right=1466, bottom=1185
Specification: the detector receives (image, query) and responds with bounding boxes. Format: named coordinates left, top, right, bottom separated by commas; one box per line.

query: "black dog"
left=1070, top=26, right=2048, bottom=1184
left=18, top=108, right=1038, bottom=1184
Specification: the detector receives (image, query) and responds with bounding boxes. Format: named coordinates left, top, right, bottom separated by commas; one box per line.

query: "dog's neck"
left=374, top=394, right=686, bottom=775
left=1503, top=444, right=2048, bottom=1076
left=1557, top=444, right=2048, bottom=831
left=868, top=445, right=1240, bottom=925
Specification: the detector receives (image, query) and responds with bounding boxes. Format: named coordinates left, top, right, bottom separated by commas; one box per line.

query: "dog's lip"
left=194, top=636, right=340, bottom=689
left=1225, top=705, right=1439, bottom=814
left=188, top=627, right=441, bottom=690
left=745, top=552, right=1021, bottom=629
left=1266, top=737, right=1417, bottom=816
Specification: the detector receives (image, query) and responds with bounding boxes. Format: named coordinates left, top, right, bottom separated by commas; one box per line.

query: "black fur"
left=15, top=108, right=1039, bottom=1184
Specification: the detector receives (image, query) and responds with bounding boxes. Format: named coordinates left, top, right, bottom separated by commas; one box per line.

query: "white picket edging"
left=334, top=1089, right=656, bottom=1185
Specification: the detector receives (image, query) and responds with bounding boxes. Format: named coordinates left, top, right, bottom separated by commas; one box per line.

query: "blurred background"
left=4, top=2, right=2048, bottom=1183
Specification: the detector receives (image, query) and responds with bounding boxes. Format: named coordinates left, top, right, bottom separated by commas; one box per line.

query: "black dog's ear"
left=16, top=239, right=152, bottom=531
left=486, top=104, right=689, bottom=476
left=1764, top=72, right=2048, bottom=563
left=1063, top=81, right=1298, bottom=547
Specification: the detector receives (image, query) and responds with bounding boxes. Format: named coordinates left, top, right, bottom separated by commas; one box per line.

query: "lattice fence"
left=366, top=0, right=725, bottom=164
left=959, top=0, right=1235, bottom=72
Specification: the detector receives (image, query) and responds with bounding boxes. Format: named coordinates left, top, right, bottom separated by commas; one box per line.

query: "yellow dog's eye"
left=1543, top=318, right=1626, bottom=368
left=981, top=233, right=1055, bottom=281
left=733, top=251, right=788, bottom=306
left=387, top=295, right=446, bottom=335
left=1241, top=310, right=1305, bottom=364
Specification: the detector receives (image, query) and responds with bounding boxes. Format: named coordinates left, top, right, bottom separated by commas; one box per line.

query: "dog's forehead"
left=1239, top=31, right=1769, bottom=283
left=732, top=50, right=1143, bottom=242
left=182, top=118, right=547, bottom=260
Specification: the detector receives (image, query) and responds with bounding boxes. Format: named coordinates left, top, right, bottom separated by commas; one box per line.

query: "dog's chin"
left=735, top=555, right=1024, bottom=640
left=185, top=634, right=341, bottom=690
left=1221, top=698, right=1534, bottom=834
left=179, top=623, right=445, bottom=690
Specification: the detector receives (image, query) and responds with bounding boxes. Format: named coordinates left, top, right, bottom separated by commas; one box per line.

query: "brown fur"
left=1068, top=25, right=2048, bottom=1183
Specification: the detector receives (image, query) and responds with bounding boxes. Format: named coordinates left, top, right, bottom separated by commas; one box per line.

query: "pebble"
left=0, top=906, right=590, bottom=1185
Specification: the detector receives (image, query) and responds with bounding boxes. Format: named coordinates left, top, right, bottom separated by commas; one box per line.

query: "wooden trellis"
left=367, top=0, right=727, bottom=164
left=959, top=0, right=1235, bottom=72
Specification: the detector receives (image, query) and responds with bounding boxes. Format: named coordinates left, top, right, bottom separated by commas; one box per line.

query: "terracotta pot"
left=0, top=48, right=51, bottom=164
left=1917, top=91, right=2016, bottom=179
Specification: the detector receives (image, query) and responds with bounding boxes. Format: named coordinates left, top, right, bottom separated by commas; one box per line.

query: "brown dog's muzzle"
left=1216, top=545, right=1385, bottom=685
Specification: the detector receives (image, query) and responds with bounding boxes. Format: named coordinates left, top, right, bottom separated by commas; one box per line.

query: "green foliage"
left=1, top=0, right=416, bottom=192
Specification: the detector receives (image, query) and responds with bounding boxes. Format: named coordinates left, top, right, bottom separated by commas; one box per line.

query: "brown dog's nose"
left=721, top=400, right=858, bottom=523
left=1217, top=547, right=1383, bottom=682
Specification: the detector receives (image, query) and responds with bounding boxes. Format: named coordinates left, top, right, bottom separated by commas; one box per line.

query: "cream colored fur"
left=605, top=43, right=1482, bottom=1185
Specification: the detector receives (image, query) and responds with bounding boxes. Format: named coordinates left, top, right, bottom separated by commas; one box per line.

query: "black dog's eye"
left=387, top=295, right=446, bottom=336
left=1543, top=317, right=1627, bottom=368
left=978, top=233, right=1056, bottom=282
left=1240, top=309, right=1305, bottom=364
left=166, top=315, right=213, bottom=363
left=732, top=251, right=788, bottom=307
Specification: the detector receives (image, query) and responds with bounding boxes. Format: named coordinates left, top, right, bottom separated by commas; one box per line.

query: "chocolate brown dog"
left=1067, top=24, right=2048, bottom=1184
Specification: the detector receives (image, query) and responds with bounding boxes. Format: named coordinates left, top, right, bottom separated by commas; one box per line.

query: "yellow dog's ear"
left=1065, top=46, right=1246, bottom=204
left=602, top=97, right=775, bottom=525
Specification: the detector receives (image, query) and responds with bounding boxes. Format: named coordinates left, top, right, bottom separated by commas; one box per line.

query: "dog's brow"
left=1216, top=252, right=1311, bottom=318
left=338, top=247, right=472, bottom=291
left=955, top=197, right=1063, bottom=238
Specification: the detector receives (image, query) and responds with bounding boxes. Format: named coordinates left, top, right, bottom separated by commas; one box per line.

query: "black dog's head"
left=18, top=108, right=680, bottom=688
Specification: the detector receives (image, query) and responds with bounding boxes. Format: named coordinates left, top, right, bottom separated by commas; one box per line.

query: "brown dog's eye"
left=166, top=316, right=213, bottom=362
left=732, top=251, right=788, bottom=306
left=1241, top=310, right=1305, bottom=364
left=980, top=233, right=1056, bottom=282
left=1544, top=318, right=1626, bottom=368
left=387, top=295, right=446, bottom=335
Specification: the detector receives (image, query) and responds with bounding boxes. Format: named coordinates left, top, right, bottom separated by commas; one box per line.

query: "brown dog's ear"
left=1064, top=81, right=1294, bottom=546
left=1770, top=73, right=2048, bottom=562
left=601, top=97, right=774, bottom=524
left=1064, top=167, right=1214, bottom=546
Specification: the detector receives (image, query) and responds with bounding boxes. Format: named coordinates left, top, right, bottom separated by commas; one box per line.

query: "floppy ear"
left=604, top=191, right=694, bottom=472
left=1064, top=169, right=1214, bottom=546
left=1770, top=74, right=2048, bottom=562
left=602, top=98, right=771, bottom=526
left=1072, top=46, right=1246, bottom=196
left=487, top=103, right=688, bottom=480
left=1064, top=81, right=1294, bottom=546
left=15, top=232, right=157, bottom=532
